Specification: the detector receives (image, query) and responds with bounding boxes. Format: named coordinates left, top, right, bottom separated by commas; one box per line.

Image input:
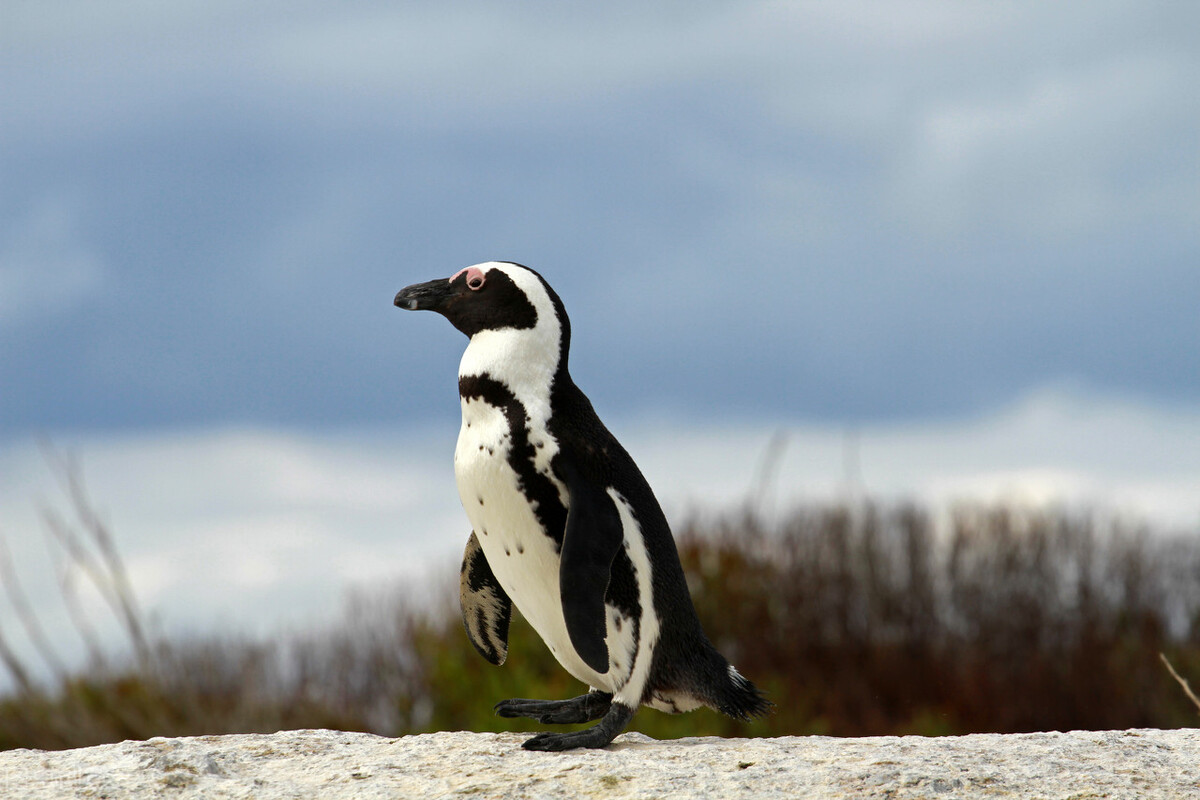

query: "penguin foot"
left=520, top=702, right=634, bottom=752
left=495, top=691, right=612, bottom=724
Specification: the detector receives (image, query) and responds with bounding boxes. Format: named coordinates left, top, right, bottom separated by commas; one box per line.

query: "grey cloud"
left=0, top=2, right=1196, bottom=435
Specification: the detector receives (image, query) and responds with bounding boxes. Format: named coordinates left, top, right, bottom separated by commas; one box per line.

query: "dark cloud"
left=1, top=2, right=1197, bottom=436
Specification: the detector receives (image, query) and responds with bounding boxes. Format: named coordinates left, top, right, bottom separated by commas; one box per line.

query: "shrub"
left=1, top=474, right=1197, bottom=749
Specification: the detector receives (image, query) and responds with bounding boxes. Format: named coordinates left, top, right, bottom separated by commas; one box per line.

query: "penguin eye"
left=450, top=265, right=488, bottom=291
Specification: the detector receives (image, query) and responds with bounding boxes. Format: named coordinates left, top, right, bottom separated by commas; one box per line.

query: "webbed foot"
left=520, top=702, right=633, bottom=751
left=494, top=691, right=612, bottom=725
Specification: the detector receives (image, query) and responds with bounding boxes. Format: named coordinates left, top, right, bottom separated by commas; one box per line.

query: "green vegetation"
left=1, top=475, right=1198, bottom=750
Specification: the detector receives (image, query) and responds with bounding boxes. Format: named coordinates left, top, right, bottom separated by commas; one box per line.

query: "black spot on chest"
left=459, top=374, right=567, bottom=547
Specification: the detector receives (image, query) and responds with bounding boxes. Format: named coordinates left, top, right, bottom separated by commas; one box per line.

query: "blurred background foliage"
left=1, top=485, right=1198, bottom=751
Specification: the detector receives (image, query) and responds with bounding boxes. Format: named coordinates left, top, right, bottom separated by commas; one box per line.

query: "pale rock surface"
left=0, top=728, right=1197, bottom=799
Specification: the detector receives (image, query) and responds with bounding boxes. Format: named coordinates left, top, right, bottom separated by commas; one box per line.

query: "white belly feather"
left=454, top=396, right=652, bottom=700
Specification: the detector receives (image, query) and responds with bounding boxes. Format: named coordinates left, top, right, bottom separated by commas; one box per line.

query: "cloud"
left=0, top=426, right=465, bottom=669
left=0, top=1, right=1196, bottom=433
left=1, top=388, right=1196, bottom=670
left=894, top=50, right=1200, bottom=241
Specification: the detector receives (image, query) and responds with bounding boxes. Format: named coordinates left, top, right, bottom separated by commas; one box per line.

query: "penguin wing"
left=460, top=530, right=512, bottom=666
left=558, top=456, right=624, bottom=674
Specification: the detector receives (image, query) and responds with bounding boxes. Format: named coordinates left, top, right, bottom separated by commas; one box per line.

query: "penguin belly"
left=453, top=396, right=644, bottom=696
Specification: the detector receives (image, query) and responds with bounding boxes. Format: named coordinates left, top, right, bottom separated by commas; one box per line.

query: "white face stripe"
left=485, top=262, right=554, bottom=319
left=457, top=262, right=563, bottom=420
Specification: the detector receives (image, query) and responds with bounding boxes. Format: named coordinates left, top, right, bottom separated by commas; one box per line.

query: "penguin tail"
left=712, top=663, right=773, bottom=721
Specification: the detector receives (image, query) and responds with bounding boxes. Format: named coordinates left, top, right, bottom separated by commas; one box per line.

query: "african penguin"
left=394, top=262, right=770, bottom=751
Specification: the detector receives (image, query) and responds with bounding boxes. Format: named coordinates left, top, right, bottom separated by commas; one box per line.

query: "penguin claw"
left=521, top=728, right=614, bottom=751
left=495, top=692, right=612, bottom=724
left=519, top=702, right=635, bottom=752
left=521, top=731, right=581, bottom=751
left=494, top=698, right=542, bottom=719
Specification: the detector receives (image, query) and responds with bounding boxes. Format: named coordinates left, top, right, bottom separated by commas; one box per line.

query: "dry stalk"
left=0, top=532, right=66, bottom=683
left=1159, top=652, right=1200, bottom=715
left=0, top=532, right=36, bottom=693
left=40, top=443, right=152, bottom=665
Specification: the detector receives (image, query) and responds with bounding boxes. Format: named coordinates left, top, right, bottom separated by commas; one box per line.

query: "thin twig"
left=0, top=532, right=36, bottom=693
left=0, top=531, right=66, bottom=683
left=749, top=430, right=788, bottom=516
left=1159, top=652, right=1200, bottom=715
left=40, top=443, right=152, bottom=665
left=63, top=458, right=151, bottom=662
left=42, top=507, right=109, bottom=668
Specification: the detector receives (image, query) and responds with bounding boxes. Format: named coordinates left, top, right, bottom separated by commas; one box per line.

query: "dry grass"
left=0, top=458, right=1198, bottom=749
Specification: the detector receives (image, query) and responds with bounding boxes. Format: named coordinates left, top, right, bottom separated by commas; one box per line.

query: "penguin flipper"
left=559, top=457, right=624, bottom=674
left=460, top=531, right=512, bottom=666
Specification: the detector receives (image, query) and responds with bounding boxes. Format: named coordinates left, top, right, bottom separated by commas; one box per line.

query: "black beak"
left=394, top=278, right=454, bottom=312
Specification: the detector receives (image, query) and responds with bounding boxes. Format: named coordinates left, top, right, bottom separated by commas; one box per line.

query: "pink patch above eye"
left=451, top=266, right=487, bottom=290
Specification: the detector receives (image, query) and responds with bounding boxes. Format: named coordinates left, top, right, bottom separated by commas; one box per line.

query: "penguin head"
left=395, top=261, right=570, bottom=344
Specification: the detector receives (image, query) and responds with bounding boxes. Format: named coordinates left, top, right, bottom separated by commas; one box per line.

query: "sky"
left=2, top=1, right=1197, bottom=432
left=1, top=2, right=1198, bottom=678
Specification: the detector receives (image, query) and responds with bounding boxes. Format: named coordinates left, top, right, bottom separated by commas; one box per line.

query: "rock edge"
left=1, top=728, right=1197, bottom=799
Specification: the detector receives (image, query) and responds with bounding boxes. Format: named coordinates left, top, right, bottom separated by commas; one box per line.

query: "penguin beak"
left=394, top=278, right=455, bottom=312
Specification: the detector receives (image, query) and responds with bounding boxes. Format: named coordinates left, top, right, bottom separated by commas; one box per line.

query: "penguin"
left=394, top=262, right=770, bottom=751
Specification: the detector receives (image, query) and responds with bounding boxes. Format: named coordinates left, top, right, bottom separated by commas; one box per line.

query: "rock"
left=0, top=728, right=1197, bottom=799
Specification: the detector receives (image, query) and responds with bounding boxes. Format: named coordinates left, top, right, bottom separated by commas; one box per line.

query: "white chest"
left=453, top=397, right=591, bottom=675
left=452, top=396, right=655, bottom=700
